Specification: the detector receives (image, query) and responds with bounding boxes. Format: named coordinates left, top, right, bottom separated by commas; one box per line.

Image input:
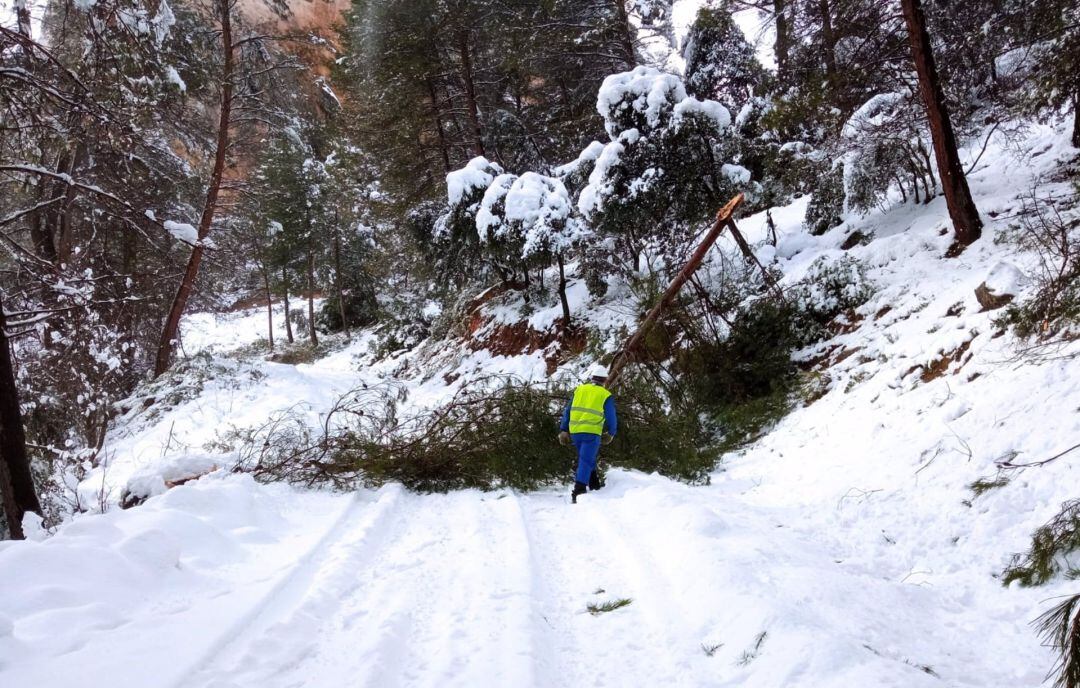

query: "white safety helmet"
left=587, top=363, right=609, bottom=381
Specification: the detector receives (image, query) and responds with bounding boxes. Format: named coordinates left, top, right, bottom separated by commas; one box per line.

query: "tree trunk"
left=608, top=194, right=746, bottom=387
left=333, top=220, right=349, bottom=337
left=613, top=0, right=636, bottom=68
left=900, top=0, right=982, bottom=249
left=426, top=77, right=452, bottom=174
left=0, top=295, right=42, bottom=540
left=819, top=0, right=838, bottom=96
left=1072, top=94, right=1080, bottom=149
left=457, top=30, right=485, bottom=157
left=283, top=265, right=294, bottom=344
left=774, top=0, right=791, bottom=83
left=557, top=253, right=571, bottom=329
left=153, top=0, right=234, bottom=377
left=55, top=144, right=86, bottom=266
left=306, top=240, right=318, bottom=346
left=262, top=266, right=274, bottom=351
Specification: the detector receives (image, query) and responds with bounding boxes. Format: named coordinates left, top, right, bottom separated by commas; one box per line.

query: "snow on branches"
left=477, top=172, right=588, bottom=258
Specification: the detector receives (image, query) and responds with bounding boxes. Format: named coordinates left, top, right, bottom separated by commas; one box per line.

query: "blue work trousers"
left=572, top=433, right=602, bottom=485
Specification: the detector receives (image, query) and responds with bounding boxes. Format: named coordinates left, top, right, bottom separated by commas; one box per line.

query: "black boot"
left=571, top=481, right=587, bottom=504
left=588, top=468, right=604, bottom=491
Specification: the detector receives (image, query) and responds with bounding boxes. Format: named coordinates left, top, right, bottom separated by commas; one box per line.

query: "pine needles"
left=1036, top=594, right=1080, bottom=688
left=1003, top=500, right=1080, bottom=586
left=586, top=598, right=633, bottom=615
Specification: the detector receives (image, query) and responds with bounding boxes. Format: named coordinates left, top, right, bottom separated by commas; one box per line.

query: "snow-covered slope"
left=1, top=122, right=1077, bottom=687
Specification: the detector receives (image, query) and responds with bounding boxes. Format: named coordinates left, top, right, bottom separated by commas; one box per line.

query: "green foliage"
left=683, top=5, right=770, bottom=109
left=318, top=291, right=377, bottom=333
left=602, top=372, right=722, bottom=485
left=790, top=255, right=875, bottom=344
left=972, top=475, right=1010, bottom=496
left=337, top=0, right=626, bottom=207
left=684, top=298, right=800, bottom=404
left=672, top=253, right=873, bottom=454
left=1002, top=500, right=1080, bottom=586
left=968, top=476, right=1010, bottom=497
left=268, top=342, right=330, bottom=366
left=587, top=598, right=633, bottom=615
left=583, top=70, right=745, bottom=271
left=805, top=165, right=846, bottom=235
left=1035, top=593, right=1080, bottom=688
left=229, top=371, right=722, bottom=492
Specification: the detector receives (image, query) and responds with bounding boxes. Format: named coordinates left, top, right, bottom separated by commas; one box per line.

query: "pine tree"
left=683, top=5, right=769, bottom=109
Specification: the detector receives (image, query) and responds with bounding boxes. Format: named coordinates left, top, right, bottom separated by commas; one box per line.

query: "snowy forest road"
left=164, top=473, right=1038, bottom=688
left=0, top=470, right=1051, bottom=688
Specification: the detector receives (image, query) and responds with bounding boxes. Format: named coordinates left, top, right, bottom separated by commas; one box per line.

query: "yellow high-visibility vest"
left=568, top=383, right=611, bottom=435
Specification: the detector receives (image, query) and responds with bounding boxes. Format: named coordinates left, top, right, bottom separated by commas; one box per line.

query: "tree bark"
left=774, top=0, right=791, bottom=83
left=282, top=265, right=294, bottom=344
left=457, top=30, right=486, bottom=157
left=613, top=0, right=637, bottom=68
left=1072, top=94, right=1080, bottom=149
left=333, top=218, right=349, bottom=337
left=0, top=295, right=42, bottom=540
left=426, top=77, right=452, bottom=174
left=819, top=0, right=838, bottom=95
left=262, top=265, right=274, bottom=351
left=556, top=253, right=571, bottom=329
left=900, top=0, right=982, bottom=248
left=55, top=144, right=86, bottom=266
left=306, top=237, right=318, bottom=346
left=153, top=0, right=234, bottom=377
left=608, top=194, right=747, bottom=387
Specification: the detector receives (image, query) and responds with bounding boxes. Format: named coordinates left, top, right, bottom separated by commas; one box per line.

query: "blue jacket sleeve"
left=604, top=397, right=618, bottom=436
left=560, top=402, right=571, bottom=432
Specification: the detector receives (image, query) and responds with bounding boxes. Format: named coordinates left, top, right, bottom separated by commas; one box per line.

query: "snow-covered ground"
left=1, top=468, right=1056, bottom=688
left=2, top=119, right=1078, bottom=686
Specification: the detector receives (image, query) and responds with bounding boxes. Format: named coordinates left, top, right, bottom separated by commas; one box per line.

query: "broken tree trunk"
left=608, top=193, right=777, bottom=387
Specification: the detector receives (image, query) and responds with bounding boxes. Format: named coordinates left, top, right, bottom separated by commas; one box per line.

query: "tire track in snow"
left=205, top=491, right=541, bottom=688
left=519, top=490, right=688, bottom=687
left=514, top=491, right=596, bottom=687
left=581, top=498, right=707, bottom=684
left=340, top=492, right=540, bottom=687
left=177, top=484, right=406, bottom=688
left=489, top=492, right=560, bottom=687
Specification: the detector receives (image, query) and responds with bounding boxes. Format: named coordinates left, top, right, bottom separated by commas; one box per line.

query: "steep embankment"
left=1, top=121, right=1078, bottom=687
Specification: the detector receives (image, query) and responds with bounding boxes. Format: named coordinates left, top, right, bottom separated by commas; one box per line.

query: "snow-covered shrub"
left=731, top=98, right=825, bottom=212
left=670, top=253, right=872, bottom=452
left=791, top=254, right=874, bottom=341
left=839, top=91, right=935, bottom=214
left=432, top=157, right=505, bottom=285
left=476, top=172, right=588, bottom=271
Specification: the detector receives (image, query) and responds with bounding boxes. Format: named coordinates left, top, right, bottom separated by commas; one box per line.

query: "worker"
left=558, top=364, right=617, bottom=503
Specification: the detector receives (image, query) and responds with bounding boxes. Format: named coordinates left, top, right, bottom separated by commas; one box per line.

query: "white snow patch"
left=164, top=220, right=198, bottom=244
